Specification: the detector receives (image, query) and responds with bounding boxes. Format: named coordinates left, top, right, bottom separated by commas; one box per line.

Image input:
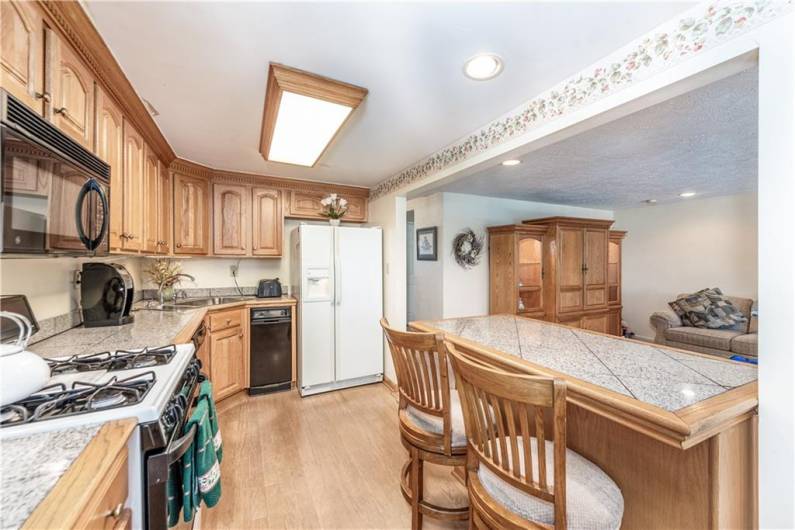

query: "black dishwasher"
left=249, top=307, right=292, bottom=395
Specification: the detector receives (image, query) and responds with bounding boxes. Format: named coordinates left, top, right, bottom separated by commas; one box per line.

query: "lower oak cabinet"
left=206, top=308, right=247, bottom=402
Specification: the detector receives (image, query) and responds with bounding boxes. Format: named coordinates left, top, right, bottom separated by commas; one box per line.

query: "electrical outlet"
left=230, top=264, right=239, bottom=277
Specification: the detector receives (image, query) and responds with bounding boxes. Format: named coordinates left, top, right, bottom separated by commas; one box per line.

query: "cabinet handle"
left=108, top=503, right=123, bottom=518
left=35, top=92, right=51, bottom=102
left=239, top=329, right=244, bottom=337
left=53, top=107, right=68, bottom=116
left=226, top=319, right=231, bottom=325
left=176, top=243, right=182, bottom=248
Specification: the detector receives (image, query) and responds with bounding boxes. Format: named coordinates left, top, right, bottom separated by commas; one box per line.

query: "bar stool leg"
left=410, top=447, right=424, bottom=529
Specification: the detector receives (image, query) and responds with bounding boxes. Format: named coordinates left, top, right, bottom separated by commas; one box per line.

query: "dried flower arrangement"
left=320, top=193, right=348, bottom=220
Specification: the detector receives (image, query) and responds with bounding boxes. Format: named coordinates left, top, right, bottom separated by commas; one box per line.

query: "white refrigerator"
left=291, top=224, right=383, bottom=396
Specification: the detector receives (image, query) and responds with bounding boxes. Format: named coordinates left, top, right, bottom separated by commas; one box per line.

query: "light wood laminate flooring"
left=204, top=384, right=468, bottom=529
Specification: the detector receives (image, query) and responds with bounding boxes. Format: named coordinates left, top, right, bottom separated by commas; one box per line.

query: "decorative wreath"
left=452, top=228, right=485, bottom=269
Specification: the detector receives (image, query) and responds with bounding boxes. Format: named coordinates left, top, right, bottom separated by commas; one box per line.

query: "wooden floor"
left=204, top=383, right=468, bottom=529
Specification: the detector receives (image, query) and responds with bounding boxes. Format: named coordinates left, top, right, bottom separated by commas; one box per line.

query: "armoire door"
left=584, top=229, right=608, bottom=308
left=558, top=228, right=584, bottom=313
left=517, top=236, right=544, bottom=314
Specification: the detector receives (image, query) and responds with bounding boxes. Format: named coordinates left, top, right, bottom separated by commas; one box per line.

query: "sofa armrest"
left=650, top=311, right=682, bottom=344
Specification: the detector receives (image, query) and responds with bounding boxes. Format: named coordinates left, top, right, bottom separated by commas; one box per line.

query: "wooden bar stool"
left=380, top=319, right=469, bottom=529
left=447, top=343, right=624, bottom=530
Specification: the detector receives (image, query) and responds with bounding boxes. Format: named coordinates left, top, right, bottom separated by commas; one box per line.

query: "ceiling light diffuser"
left=260, top=63, right=368, bottom=167
left=501, top=159, right=521, bottom=167
left=464, top=53, right=503, bottom=81
left=679, top=192, right=696, bottom=198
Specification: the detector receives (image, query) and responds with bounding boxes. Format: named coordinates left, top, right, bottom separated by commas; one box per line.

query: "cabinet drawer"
left=208, top=308, right=243, bottom=332
left=82, top=449, right=129, bottom=530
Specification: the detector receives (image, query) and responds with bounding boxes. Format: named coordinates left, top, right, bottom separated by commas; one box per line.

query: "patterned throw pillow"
left=669, top=288, right=748, bottom=329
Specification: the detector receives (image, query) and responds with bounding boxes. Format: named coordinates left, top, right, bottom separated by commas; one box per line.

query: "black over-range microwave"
left=1, top=89, right=110, bottom=256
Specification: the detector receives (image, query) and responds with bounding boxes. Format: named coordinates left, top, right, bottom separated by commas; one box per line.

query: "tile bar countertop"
left=412, top=314, right=758, bottom=448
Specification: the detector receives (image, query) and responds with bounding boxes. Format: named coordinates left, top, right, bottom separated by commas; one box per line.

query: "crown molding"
left=37, top=1, right=176, bottom=164
left=169, top=158, right=370, bottom=198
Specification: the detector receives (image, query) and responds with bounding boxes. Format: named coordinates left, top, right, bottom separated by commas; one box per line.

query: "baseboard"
left=382, top=376, right=397, bottom=393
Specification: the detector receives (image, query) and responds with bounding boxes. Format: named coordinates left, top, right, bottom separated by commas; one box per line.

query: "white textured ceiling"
left=84, top=1, right=693, bottom=187
left=441, top=66, right=758, bottom=209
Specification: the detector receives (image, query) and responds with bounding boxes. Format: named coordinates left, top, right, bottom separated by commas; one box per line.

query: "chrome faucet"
left=157, top=273, right=196, bottom=306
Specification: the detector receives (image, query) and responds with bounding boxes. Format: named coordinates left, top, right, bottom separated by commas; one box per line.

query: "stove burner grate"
left=47, top=344, right=177, bottom=374
left=0, top=372, right=156, bottom=427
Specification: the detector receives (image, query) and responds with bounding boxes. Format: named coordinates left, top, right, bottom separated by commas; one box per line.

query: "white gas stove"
left=0, top=342, right=201, bottom=530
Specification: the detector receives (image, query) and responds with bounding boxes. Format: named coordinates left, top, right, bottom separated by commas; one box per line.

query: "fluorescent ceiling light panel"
left=260, top=63, right=368, bottom=167
left=268, top=92, right=352, bottom=166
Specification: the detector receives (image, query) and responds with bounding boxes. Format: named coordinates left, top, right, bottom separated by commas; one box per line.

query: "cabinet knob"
left=176, top=243, right=182, bottom=248
left=108, top=503, right=123, bottom=518
left=53, top=107, right=68, bottom=116
left=35, top=92, right=51, bottom=102
left=239, top=329, right=244, bottom=338
left=226, top=319, right=231, bottom=324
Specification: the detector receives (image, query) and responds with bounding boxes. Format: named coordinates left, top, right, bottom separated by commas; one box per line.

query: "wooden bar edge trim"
left=22, top=418, right=137, bottom=530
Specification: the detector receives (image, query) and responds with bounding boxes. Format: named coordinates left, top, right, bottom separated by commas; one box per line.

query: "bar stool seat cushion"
left=478, top=436, right=624, bottom=530
left=404, top=390, right=467, bottom=447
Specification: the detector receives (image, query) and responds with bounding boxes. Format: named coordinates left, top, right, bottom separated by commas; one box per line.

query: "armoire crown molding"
left=38, top=1, right=176, bottom=163
left=169, top=158, right=370, bottom=198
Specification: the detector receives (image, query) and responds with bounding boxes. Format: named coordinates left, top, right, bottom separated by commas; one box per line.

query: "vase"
left=328, top=219, right=341, bottom=226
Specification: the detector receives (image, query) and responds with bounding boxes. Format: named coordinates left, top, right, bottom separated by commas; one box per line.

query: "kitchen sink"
left=153, top=295, right=257, bottom=310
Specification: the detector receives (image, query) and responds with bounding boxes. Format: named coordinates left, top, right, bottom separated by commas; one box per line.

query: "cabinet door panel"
left=581, top=313, right=608, bottom=334
left=50, top=32, right=94, bottom=149
left=95, top=88, right=124, bottom=250
left=558, top=228, right=583, bottom=312
left=158, top=163, right=171, bottom=254
left=1, top=0, right=44, bottom=112
left=584, top=229, right=608, bottom=309
left=143, top=148, right=159, bottom=253
left=173, top=173, right=209, bottom=254
left=122, top=122, right=144, bottom=251
left=213, top=183, right=248, bottom=255
left=210, top=326, right=245, bottom=402
left=252, top=187, right=282, bottom=256
left=287, top=190, right=367, bottom=222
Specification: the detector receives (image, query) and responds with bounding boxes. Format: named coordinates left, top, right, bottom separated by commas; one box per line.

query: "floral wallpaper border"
left=370, top=0, right=792, bottom=200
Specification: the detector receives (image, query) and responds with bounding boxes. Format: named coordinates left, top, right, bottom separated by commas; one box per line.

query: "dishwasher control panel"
left=251, top=307, right=290, bottom=321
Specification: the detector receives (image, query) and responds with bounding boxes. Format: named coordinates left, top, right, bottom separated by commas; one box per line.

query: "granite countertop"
left=424, top=315, right=758, bottom=412
left=28, top=307, right=201, bottom=358
left=0, top=424, right=102, bottom=530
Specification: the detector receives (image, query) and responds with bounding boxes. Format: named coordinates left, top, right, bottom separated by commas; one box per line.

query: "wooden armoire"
left=488, top=217, right=626, bottom=336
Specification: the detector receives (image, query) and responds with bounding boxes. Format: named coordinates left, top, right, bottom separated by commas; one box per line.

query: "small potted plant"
left=320, top=193, right=348, bottom=226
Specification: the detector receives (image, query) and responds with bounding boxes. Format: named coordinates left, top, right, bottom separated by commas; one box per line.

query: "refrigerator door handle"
left=334, top=231, right=342, bottom=307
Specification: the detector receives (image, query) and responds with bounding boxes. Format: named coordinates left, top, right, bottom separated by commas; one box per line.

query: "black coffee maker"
left=80, top=263, right=135, bottom=327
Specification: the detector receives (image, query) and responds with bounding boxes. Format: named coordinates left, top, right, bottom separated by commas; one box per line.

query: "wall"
left=0, top=256, right=142, bottom=321
left=613, top=193, right=758, bottom=340
left=406, top=194, right=443, bottom=321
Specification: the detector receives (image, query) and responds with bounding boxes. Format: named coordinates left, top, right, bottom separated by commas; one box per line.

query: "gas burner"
left=0, top=372, right=156, bottom=427
left=47, top=345, right=177, bottom=374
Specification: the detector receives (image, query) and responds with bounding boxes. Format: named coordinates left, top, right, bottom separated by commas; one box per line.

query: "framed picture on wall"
left=416, top=227, right=438, bottom=261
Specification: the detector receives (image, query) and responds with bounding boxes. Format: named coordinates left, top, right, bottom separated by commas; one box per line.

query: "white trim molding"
left=371, top=0, right=792, bottom=200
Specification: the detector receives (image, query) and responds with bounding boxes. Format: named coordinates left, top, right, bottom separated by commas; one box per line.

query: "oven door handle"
left=167, top=423, right=197, bottom=465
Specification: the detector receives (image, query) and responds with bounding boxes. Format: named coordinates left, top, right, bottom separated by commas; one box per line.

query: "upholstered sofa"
left=650, top=294, right=758, bottom=358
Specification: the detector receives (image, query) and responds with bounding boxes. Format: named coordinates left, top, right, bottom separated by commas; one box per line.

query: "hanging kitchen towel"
left=182, top=399, right=222, bottom=523
left=197, top=380, right=223, bottom=463
left=167, top=463, right=182, bottom=527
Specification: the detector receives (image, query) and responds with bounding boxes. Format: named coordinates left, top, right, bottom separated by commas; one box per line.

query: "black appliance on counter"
left=249, top=307, right=292, bottom=394
left=80, top=262, right=135, bottom=327
left=1, top=90, right=110, bottom=256
left=256, top=278, right=283, bottom=298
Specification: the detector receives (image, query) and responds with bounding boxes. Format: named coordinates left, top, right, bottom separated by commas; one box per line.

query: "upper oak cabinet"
left=48, top=30, right=95, bottom=150
left=143, top=146, right=160, bottom=254
left=122, top=122, right=145, bottom=251
left=287, top=190, right=367, bottom=223
left=1, top=0, right=45, bottom=113
left=95, top=87, right=124, bottom=250
left=213, top=183, right=249, bottom=256
left=157, top=161, right=171, bottom=255
left=173, top=172, right=209, bottom=255
left=252, top=187, right=282, bottom=257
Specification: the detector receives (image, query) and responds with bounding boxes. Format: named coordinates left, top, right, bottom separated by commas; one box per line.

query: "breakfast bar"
left=411, top=314, right=759, bottom=530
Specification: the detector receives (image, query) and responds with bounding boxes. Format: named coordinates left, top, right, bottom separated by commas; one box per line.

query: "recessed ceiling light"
left=501, top=159, right=521, bottom=167
left=679, top=192, right=696, bottom=198
left=463, top=53, right=503, bottom=81
left=260, top=63, right=368, bottom=167
left=643, top=199, right=657, bottom=204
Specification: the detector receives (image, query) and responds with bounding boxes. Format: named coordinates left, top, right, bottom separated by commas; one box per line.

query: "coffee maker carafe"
left=80, top=263, right=135, bottom=327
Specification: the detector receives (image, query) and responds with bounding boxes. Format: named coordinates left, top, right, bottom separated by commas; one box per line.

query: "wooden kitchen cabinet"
left=157, top=161, right=171, bottom=254
left=209, top=323, right=246, bottom=402
left=48, top=29, right=95, bottom=150
left=213, top=183, right=249, bottom=255
left=252, top=187, right=282, bottom=257
left=121, top=122, right=145, bottom=251
left=487, top=224, right=547, bottom=317
left=95, top=86, right=125, bottom=250
left=173, top=172, right=209, bottom=255
left=143, top=145, right=160, bottom=253
left=287, top=190, right=367, bottom=222
left=1, top=0, right=45, bottom=113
